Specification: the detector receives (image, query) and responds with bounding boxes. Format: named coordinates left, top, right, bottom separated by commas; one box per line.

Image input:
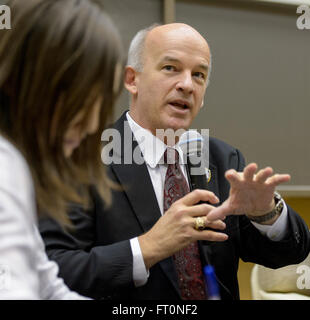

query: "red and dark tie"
left=163, top=148, right=207, bottom=300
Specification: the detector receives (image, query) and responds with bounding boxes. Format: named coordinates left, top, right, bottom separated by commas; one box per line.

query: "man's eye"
left=163, top=65, right=176, bottom=71
left=193, top=72, right=205, bottom=80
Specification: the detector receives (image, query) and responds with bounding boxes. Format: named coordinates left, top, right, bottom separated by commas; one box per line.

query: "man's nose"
left=176, top=71, right=194, bottom=94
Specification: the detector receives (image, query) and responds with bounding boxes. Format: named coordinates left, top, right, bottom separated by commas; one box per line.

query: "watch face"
left=276, top=200, right=284, bottom=215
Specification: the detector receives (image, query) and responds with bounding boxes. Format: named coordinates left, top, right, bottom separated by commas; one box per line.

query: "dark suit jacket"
left=39, top=112, right=310, bottom=300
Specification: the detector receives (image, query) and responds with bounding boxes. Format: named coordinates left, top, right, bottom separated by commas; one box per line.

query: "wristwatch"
left=247, top=191, right=284, bottom=223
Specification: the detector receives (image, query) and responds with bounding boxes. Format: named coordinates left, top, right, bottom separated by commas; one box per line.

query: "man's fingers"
left=266, top=174, right=291, bottom=187
left=205, top=217, right=226, bottom=230
left=187, top=203, right=216, bottom=217
left=226, top=163, right=258, bottom=185
left=181, top=189, right=219, bottom=206
left=195, top=229, right=228, bottom=242
left=255, top=167, right=273, bottom=183
left=225, top=169, right=241, bottom=185
left=243, top=163, right=257, bottom=181
left=205, top=200, right=232, bottom=222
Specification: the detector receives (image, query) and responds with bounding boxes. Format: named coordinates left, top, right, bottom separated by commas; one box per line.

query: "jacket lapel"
left=206, top=162, right=220, bottom=199
left=110, top=113, right=181, bottom=296
left=110, top=113, right=161, bottom=232
left=111, top=160, right=161, bottom=233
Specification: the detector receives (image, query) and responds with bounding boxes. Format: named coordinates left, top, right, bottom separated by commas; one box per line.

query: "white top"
left=0, top=135, right=88, bottom=300
left=126, top=111, right=289, bottom=287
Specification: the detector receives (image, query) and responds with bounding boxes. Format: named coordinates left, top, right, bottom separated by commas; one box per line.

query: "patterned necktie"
left=163, top=148, right=207, bottom=300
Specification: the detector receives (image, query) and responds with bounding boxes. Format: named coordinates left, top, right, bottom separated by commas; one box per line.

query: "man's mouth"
left=168, top=101, right=190, bottom=110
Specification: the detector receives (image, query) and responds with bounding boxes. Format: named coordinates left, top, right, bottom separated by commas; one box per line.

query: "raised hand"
left=207, top=163, right=290, bottom=223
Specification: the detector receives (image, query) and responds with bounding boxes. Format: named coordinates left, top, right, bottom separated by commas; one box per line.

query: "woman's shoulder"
left=0, top=135, right=30, bottom=175
left=0, top=135, right=33, bottom=180
left=0, top=135, right=36, bottom=221
left=0, top=135, right=27, bottom=162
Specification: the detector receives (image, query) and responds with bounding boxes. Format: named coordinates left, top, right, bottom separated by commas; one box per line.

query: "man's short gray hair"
left=127, top=23, right=160, bottom=72
left=127, top=23, right=212, bottom=86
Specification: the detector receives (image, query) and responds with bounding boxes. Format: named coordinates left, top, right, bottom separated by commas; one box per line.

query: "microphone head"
left=179, top=130, right=203, bottom=156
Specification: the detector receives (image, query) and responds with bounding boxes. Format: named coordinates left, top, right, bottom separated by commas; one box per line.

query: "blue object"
left=203, top=265, right=221, bottom=300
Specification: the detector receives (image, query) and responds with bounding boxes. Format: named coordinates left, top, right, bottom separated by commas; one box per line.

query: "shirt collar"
left=126, top=112, right=185, bottom=168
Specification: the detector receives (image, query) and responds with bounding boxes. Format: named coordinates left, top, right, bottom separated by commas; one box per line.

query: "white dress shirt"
left=126, top=112, right=289, bottom=287
left=0, top=135, right=89, bottom=300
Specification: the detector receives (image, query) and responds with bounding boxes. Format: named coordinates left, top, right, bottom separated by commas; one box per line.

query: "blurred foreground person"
left=0, top=0, right=123, bottom=299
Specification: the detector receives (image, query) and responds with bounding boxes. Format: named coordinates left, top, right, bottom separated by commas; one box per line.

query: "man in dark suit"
left=39, top=23, right=309, bottom=300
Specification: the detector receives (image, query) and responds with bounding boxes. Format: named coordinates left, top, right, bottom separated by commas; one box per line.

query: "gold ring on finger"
left=195, top=217, right=206, bottom=231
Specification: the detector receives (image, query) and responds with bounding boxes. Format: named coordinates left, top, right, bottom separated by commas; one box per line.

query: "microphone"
left=179, top=130, right=213, bottom=244
left=179, top=131, right=233, bottom=298
left=179, top=130, right=209, bottom=192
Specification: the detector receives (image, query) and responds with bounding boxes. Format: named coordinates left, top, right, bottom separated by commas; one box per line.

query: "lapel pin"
left=205, top=168, right=211, bottom=183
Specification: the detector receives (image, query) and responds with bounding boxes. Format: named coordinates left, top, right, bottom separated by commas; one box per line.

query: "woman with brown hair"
left=0, top=0, right=123, bottom=299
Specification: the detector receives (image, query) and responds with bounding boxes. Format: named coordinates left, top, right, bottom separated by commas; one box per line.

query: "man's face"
left=129, top=24, right=211, bottom=136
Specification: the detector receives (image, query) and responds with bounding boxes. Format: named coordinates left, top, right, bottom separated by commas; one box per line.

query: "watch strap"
left=247, top=192, right=284, bottom=223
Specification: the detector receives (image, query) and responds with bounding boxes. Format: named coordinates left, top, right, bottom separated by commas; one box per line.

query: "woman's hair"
left=0, top=0, right=124, bottom=226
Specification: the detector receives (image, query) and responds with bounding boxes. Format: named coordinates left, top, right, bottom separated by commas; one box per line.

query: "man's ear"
left=124, top=66, right=138, bottom=95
